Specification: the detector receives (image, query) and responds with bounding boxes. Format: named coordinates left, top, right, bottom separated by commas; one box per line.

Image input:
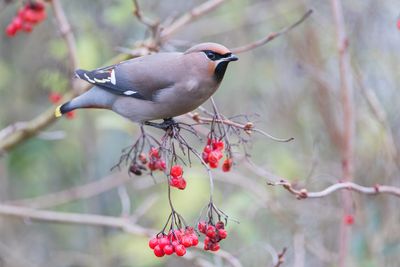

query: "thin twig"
left=8, top=173, right=130, bottom=209
left=51, top=0, right=78, bottom=74
left=132, top=0, right=158, bottom=29
left=273, top=247, right=287, bottom=267
left=232, top=9, right=313, bottom=54
left=188, top=111, right=293, bottom=142
left=331, top=1, right=354, bottom=266
left=160, top=0, right=227, bottom=40
left=267, top=180, right=400, bottom=199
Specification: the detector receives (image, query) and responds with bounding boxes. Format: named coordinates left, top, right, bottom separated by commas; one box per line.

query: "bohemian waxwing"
left=54, top=42, right=238, bottom=124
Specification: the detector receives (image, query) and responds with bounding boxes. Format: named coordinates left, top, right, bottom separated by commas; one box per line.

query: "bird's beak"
left=224, top=54, right=238, bottom=62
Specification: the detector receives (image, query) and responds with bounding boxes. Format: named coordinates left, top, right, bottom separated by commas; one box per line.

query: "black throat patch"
left=214, top=61, right=229, bottom=83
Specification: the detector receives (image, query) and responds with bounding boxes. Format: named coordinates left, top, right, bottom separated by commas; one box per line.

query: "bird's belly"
left=112, top=86, right=215, bottom=122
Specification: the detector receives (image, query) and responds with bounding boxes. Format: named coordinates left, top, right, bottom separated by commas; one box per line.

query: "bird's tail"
left=54, top=102, right=74, bottom=118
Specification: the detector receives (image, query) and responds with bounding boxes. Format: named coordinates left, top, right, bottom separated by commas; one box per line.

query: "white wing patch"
left=85, top=69, right=117, bottom=85
left=84, top=73, right=95, bottom=83
left=123, top=90, right=137, bottom=96
left=110, top=69, right=116, bottom=85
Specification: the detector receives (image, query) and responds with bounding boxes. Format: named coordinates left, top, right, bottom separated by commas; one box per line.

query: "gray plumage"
left=56, top=42, right=238, bottom=122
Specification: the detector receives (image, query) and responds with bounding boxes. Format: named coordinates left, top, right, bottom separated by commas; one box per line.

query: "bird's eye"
left=205, top=51, right=216, bottom=60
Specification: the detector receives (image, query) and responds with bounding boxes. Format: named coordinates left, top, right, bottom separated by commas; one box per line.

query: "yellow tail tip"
left=54, top=105, right=62, bottom=118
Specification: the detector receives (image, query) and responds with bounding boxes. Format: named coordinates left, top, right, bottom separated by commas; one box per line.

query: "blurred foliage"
left=1, top=0, right=400, bottom=266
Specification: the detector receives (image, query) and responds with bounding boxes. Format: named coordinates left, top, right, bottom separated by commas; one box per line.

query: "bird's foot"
left=144, top=118, right=179, bottom=131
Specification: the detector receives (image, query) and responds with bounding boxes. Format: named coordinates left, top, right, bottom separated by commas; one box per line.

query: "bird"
left=55, top=42, right=238, bottom=128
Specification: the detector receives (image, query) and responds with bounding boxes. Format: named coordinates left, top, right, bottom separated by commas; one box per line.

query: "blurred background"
left=1, top=0, right=400, bottom=266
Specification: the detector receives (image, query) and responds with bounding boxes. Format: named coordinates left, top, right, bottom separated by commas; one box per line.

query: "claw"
left=144, top=118, right=179, bottom=131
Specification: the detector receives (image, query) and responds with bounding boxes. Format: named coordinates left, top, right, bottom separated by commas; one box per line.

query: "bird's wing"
left=75, top=53, right=183, bottom=101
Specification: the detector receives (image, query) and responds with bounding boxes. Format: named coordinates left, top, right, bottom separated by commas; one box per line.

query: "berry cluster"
left=149, top=227, right=199, bottom=257
left=147, top=147, right=166, bottom=172
left=202, top=138, right=224, bottom=168
left=169, top=165, right=186, bottom=190
left=5, top=1, right=46, bottom=37
left=197, top=221, right=228, bottom=251
left=202, top=138, right=233, bottom=172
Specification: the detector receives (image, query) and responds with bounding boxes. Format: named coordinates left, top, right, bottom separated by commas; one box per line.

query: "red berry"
left=23, top=9, right=39, bottom=23
left=215, top=221, right=224, bottom=229
left=397, top=18, right=400, bottom=30
left=181, top=236, right=192, bottom=247
left=191, top=235, right=199, bottom=246
left=170, top=165, right=183, bottom=178
left=177, top=178, right=186, bottom=190
left=155, top=159, right=166, bottom=171
left=344, top=214, right=354, bottom=225
left=206, top=225, right=216, bottom=238
left=138, top=153, right=147, bottom=164
left=222, top=158, right=233, bottom=172
left=66, top=111, right=75, bottom=119
left=208, top=151, right=219, bottom=164
left=169, top=177, right=180, bottom=188
left=148, top=161, right=157, bottom=171
left=149, top=237, right=158, bottom=249
left=153, top=245, right=165, bottom=257
left=31, top=2, right=45, bottom=11
left=209, top=161, right=218, bottom=169
left=5, top=24, right=17, bottom=37
left=34, top=10, right=46, bottom=23
left=12, top=17, right=23, bottom=29
left=218, top=229, right=227, bottom=239
left=202, top=151, right=209, bottom=163
left=158, top=237, right=170, bottom=249
left=163, top=244, right=174, bottom=255
left=203, top=145, right=212, bottom=153
left=149, top=147, right=160, bottom=159
left=48, top=92, right=62, bottom=103
left=171, top=240, right=180, bottom=248
left=174, top=244, right=186, bottom=256
left=212, top=140, right=224, bottom=151
left=22, top=22, right=33, bottom=32
left=210, top=242, right=220, bottom=252
left=197, top=221, right=206, bottom=233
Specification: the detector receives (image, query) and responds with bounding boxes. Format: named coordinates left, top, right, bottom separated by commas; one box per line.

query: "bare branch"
left=8, top=173, right=130, bottom=209
left=160, top=0, right=227, bottom=40
left=188, top=111, right=293, bottom=142
left=132, top=0, right=159, bottom=29
left=267, top=180, right=400, bottom=199
left=232, top=9, right=313, bottom=54
left=51, top=0, right=78, bottom=73
left=273, top=247, right=287, bottom=267
left=331, top=1, right=354, bottom=266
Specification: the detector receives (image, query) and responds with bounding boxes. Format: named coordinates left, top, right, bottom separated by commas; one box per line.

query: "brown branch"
left=132, top=0, right=159, bottom=29
left=160, top=0, right=227, bottom=40
left=267, top=180, right=400, bottom=199
left=273, top=247, right=287, bottom=267
left=51, top=0, right=78, bottom=73
left=331, top=1, right=354, bottom=266
left=231, top=9, right=313, bottom=54
left=8, top=173, right=131, bottom=209
left=188, top=110, right=293, bottom=142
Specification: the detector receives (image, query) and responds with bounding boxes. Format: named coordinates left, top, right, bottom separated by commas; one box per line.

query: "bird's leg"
left=144, top=118, right=179, bottom=131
